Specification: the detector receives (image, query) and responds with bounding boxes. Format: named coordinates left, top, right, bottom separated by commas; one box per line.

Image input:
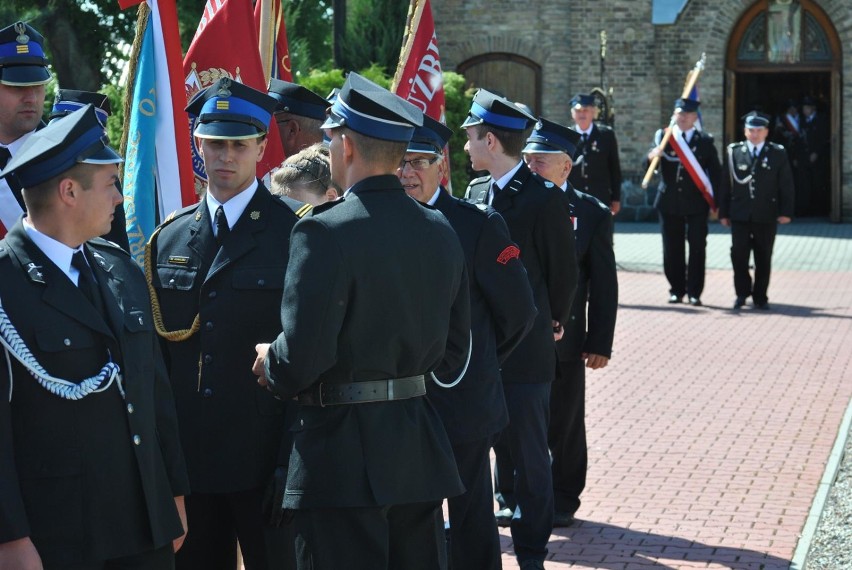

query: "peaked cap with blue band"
left=570, top=94, right=596, bottom=109
left=461, top=89, right=535, bottom=132
left=268, top=79, right=328, bottom=121
left=407, top=114, right=453, bottom=155
left=50, top=89, right=111, bottom=124
left=674, top=97, right=700, bottom=113
left=741, top=111, right=771, bottom=129
left=522, top=117, right=582, bottom=158
left=186, top=78, right=277, bottom=140
left=0, top=21, right=50, bottom=86
left=321, top=72, right=423, bottom=142
left=0, top=105, right=122, bottom=189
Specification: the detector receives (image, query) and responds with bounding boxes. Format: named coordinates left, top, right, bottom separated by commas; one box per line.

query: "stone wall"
left=432, top=0, right=852, bottom=221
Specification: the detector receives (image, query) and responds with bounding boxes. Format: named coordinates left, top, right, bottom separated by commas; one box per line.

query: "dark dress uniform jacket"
left=718, top=142, right=794, bottom=222
left=556, top=187, right=618, bottom=362
left=466, top=163, right=578, bottom=384
left=265, top=175, right=470, bottom=509
left=568, top=123, right=623, bottom=204
left=428, top=189, right=537, bottom=444
left=150, top=182, right=298, bottom=493
left=654, top=129, right=722, bottom=215
left=0, top=222, right=189, bottom=566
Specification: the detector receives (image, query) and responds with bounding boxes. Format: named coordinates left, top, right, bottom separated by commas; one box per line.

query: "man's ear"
left=256, top=137, right=269, bottom=162
left=341, top=133, right=355, bottom=164
left=57, top=177, right=77, bottom=206
left=325, top=187, right=339, bottom=202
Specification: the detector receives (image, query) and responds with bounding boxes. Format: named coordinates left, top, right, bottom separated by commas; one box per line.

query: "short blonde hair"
left=271, top=143, right=332, bottom=199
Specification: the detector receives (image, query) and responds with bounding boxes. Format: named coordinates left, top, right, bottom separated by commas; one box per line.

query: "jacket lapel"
left=205, top=183, right=272, bottom=284
left=5, top=224, right=114, bottom=339
left=492, top=164, right=530, bottom=212
left=88, top=245, right=126, bottom=338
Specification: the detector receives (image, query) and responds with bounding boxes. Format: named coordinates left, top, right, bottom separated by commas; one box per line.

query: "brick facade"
left=433, top=0, right=851, bottom=221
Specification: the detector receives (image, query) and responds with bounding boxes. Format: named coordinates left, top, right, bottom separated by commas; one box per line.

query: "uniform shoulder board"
left=768, top=141, right=785, bottom=150
left=165, top=202, right=199, bottom=223
left=700, top=131, right=715, bottom=142
left=578, top=191, right=609, bottom=211
left=295, top=203, right=313, bottom=218
left=455, top=197, right=488, bottom=216
left=530, top=171, right=556, bottom=189
left=310, top=196, right=345, bottom=215
left=274, top=194, right=312, bottom=218
left=87, top=236, right=131, bottom=256
left=727, top=141, right=741, bottom=150
left=595, top=123, right=614, bottom=134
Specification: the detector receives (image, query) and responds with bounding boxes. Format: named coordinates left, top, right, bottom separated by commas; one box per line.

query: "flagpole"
left=258, top=0, right=273, bottom=84
left=391, top=0, right=423, bottom=93
left=641, top=53, right=706, bottom=189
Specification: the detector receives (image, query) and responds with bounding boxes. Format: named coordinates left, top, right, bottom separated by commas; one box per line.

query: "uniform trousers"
left=731, top=220, right=778, bottom=305
left=293, top=501, right=446, bottom=570
left=659, top=211, right=708, bottom=298
left=548, top=359, right=587, bottom=515
left=59, top=543, right=173, bottom=570
left=175, top=488, right=294, bottom=570
left=447, top=435, right=502, bottom=570
left=492, top=382, right=554, bottom=563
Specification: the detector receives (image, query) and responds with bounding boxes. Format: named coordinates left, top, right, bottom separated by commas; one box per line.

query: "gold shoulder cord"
left=144, top=224, right=201, bottom=341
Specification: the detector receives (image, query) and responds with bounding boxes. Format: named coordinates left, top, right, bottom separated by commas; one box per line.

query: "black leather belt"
left=297, top=375, right=426, bottom=407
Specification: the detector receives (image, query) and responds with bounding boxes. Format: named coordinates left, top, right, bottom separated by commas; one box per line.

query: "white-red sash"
left=0, top=181, right=24, bottom=237
left=782, top=114, right=800, bottom=136
left=669, top=126, right=715, bottom=211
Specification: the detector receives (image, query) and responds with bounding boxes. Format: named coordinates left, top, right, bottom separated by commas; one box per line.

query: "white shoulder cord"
left=727, top=145, right=755, bottom=186
left=0, top=294, right=123, bottom=402
left=431, top=329, right=473, bottom=389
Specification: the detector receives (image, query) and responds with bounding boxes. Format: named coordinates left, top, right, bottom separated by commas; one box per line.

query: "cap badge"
left=14, top=22, right=29, bottom=45
left=217, top=78, right=232, bottom=99
left=535, top=120, right=543, bottom=130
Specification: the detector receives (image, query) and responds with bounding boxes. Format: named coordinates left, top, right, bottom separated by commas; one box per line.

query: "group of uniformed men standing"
left=0, top=16, right=794, bottom=570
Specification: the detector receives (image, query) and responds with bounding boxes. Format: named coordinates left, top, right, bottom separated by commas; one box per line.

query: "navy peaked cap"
left=321, top=72, right=423, bottom=142
left=461, top=89, right=535, bottom=132
left=675, top=97, right=700, bottom=113
left=742, top=111, right=770, bottom=128
left=186, top=78, right=277, bottom=140
left=50, top=89, right=111, bottom=123
left=523, top=117, right=582, bottom=158
left=570, top=94, right=596, bottom=109
left=407, top=114, right=453, bottom=155
left=0, top=105, right=122, bottom=188
left=268, top=79, right=328, bottom=120
left=0, top=21, right=50, bottom=86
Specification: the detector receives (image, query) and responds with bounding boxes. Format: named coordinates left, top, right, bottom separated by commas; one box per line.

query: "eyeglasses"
left=397, top=156, right=440, bottom=171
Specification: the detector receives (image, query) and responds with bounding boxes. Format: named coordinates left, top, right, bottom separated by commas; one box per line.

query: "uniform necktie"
left=72, top=250, right=100, bottom=311
left=582, top=133, right=588, bottom=145
left=753, top=147, right=759, bottom=159
left=214, top=205, right=230, bottom=245
left=0, top=147, right=10, bottom=170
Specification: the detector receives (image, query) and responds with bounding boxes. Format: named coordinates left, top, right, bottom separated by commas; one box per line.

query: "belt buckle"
left=316, top=382, right=326, bottom=407
left=387, top=379, right=394, bottom=400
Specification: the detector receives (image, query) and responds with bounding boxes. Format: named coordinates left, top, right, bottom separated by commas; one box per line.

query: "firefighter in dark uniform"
left=0, top=106, right=189, bottom=569
left=253, top=72, right=470, bottom=570
left=49, top=89, right=130, bottom=251
left=398, top=114, right=537, bottom=570
left=0, top=22, right=127, bottom=246
left=647, top=97, right=721, bottom=306
left=146, top=79, right=300, bottom=570
left=800, top=96, right=830, bottom=215
left=462, top=89, right=578, bottom=570
left=718, top=111, right=794, bottom=310
left=568, top=93, right=623, bottom=215
left=523, top=118, right=618, bottom=527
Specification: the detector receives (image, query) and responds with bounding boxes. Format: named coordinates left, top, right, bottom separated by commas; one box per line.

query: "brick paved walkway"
left=498, top=221, right=852, bottom=569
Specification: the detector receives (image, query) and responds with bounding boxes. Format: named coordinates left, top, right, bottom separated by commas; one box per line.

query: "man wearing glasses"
left=398, top=114, right=536, bottom=570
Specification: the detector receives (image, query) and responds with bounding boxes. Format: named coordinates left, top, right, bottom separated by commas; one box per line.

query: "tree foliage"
left=337, top=0, right=407, bottom=75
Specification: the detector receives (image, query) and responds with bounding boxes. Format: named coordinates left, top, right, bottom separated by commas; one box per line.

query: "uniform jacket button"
left=133, top=435, right=142, bottom=445
left=257, top=279, right=266, bottom=287
left=205, top=321, right=214, bottom=331
left=63, top=338, right=71, bottom=346
left=204, top=354, right=213, bottom=364
left=127, top=403, right=134, bottom=414
left=202, top=388, right=213, bottom=398
left=208, top=290, right=217, bottom=299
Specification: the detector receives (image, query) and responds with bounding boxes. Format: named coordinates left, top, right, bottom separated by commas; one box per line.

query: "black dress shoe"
left=495, top=507, right=513, bottom=527
left=668, top=294, right=683, bottom=304
left=755, top=302, right=771, bottom=310
left=553, top=511, right=576, bottom=527
left=688, top=296, right=702, bottom=306
left=520, top=561, right=546, bottom=570
left=733, top=297, right=747, bottom=309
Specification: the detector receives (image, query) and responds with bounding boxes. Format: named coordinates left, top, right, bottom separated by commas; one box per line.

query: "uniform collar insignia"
left=26, top=262, right=45, bottom=284
left=250, top=210, right=260, bottom=220
left=195, top=209, right=203, bottom=221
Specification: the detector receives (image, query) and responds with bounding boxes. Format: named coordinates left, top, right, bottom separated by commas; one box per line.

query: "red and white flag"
left=183, top=0, right=286, bottom=190
left=391, top=0, right=451, bottom=186
left=255, top=0, right=293, bottom=83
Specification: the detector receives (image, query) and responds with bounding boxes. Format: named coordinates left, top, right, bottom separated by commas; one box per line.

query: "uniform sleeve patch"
left=497, top=245, right=521, bottom=264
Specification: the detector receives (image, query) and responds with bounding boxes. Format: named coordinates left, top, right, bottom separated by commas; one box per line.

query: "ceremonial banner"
left=255, top=0, right=293, bottom=83
left=391, top=0, right=451, bottom=185
left=119, top=0, right=196, bottom=264
left=183, top=0, right=285, bottom=189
